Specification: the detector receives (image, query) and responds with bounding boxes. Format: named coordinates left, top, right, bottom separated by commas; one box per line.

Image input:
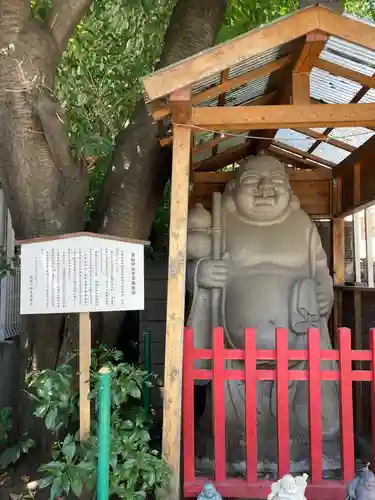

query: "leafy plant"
left=26, top=364, right=78, bottom=434
left=0, top=407, right=35, bottom=470
left=26, top=346, right=170, bottom=499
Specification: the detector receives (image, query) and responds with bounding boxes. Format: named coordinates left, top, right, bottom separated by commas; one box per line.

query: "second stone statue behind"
left=186, top=153, right=341, bottom=472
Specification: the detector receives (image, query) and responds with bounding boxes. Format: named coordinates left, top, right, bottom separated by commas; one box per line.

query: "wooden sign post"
left=19, top=232, right=148, bottom=442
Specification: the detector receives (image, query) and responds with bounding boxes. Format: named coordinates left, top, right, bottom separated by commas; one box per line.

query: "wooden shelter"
left=141, top=5, right=375, bottom=499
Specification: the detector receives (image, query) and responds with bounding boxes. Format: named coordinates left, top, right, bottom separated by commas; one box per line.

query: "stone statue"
left=347, top=464, right=375, bottom=500
left=268, top=473, right=308, bottom=500
left=186, top=153, right=340, bottom=471
left=197, top=483, right=222, bottom=500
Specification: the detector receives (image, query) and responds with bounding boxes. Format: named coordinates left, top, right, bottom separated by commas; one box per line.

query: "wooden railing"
left=182, top=327, right=375, bottom=500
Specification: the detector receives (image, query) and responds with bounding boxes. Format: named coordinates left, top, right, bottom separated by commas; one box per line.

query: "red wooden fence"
left=182, top=327, right=375, bottom=500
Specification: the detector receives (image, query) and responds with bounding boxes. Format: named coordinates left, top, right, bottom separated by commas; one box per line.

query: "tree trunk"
left=91, top=0, right=228, bottom=346
left=0, top=0, right=91, bottom=441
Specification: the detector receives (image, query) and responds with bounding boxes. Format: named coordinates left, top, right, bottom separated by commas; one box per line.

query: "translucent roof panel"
left=312, top=143, right=350, bottom=164
left=310, top=67, right=362, bottom=104
left=328, top=127, right=375, bottom=148
left=274, top=129, right=315, bottom=151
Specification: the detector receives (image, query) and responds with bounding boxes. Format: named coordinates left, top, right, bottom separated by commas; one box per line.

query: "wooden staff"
left=211, top=192, right=222, bottom=328
left=79, top=311, right=91, bottom=441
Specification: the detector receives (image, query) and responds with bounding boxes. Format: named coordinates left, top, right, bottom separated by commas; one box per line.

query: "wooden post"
left=333, top=178, right=344, bottom=332
left=162, top=87, right=192, bottom=500
left=292, top=72, right=310, bottom=105
left=79, top=311, right=91, bottom=441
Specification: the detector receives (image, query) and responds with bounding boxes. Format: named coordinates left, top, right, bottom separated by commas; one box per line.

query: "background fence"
left=182, top=326, right=375, bottom=500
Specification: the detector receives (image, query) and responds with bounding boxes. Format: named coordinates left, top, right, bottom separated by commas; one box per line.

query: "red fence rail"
left=182, top=327, right=375, bottom=500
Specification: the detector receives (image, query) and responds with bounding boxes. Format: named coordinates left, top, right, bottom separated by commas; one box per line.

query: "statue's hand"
left=197, top=259, right=228, bottom=289
left=316, top=280, right=332, bottom=316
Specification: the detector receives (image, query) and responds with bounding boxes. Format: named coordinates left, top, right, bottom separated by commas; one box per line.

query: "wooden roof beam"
left=315, top=59, right=375, bottom=89
left=162, top=90, right=277, bottom=148
left=292, top=30, right=328, bottom=105
left=152, top=56, right=291, bottom=121
left=192, top=168, right=332, bottom=185
left=271, top=141, right=335, bottom=168
left=293, top=30, right=328, bottom=73
left=191, top=103, right=375, bottom=130
left=142, top=5, right=375, bottom=102
left=250, top=31, right=328, bottom=155
left=334, top=133, right=375, bottom=178
left=193, top=139, right=331, bottom=173
left=269, top=144, right=333, bottom=170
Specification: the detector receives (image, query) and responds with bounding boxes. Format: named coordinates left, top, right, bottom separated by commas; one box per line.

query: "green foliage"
left=26, top=363, right=79, bottom=433
left=26, top=346, right=170, bottom=499
left=218, top=0, right=375, bottom=43
left=0, top=407, right=35, bottom=470
left=56, top=0, right=175, bottom=161
left=218, top=0, right=298, bottom=42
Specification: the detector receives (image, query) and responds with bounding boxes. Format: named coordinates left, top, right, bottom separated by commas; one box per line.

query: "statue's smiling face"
left=234, top=157, right=291, bottom=221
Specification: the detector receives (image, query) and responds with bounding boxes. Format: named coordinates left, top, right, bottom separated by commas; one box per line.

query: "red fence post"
left=183, top=327, right=195, bottom=484
left=370, top=328, right=375, bottom=471
left=308, top=328, right=323, bottom=482
left=276, top=328, right=290, bottom=477
left=213, top=327, right=226, bottom=482
left=245, top=328, right=257, bottom=482
left=337, top=327, right=355, bottom=482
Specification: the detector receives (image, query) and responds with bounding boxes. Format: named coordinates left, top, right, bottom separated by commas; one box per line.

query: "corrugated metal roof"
left=153, top=9, right=375, bottom=170
left=310, top=67, right=362, bottom=104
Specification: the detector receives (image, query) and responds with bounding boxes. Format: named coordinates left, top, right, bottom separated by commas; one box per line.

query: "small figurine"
left=267, top=473, right=308, bottom=500
left=347, top=463, right=375, bottom=500
left=187, top=203, right=212, bottom=260
left=197, top=483, right=222, bottom=500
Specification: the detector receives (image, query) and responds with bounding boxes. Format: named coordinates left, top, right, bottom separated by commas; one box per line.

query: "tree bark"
left=0, top=0, right=91, bottom=440
left=90, top=0, right=228, bottom=346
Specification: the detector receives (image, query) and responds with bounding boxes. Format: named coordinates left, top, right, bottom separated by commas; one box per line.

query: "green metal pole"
left=143, top=332, right=152, bottom=413
left=97, top=366, right=111, bottom=500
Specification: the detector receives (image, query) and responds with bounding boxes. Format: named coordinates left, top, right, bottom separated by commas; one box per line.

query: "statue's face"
left=234, top=157, right=291, bottom=221
left=203, top=485, right=215, bottom=498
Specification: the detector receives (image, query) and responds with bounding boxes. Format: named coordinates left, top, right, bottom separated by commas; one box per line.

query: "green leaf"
left=50, top=477, right=62, bottom=499
left=0, top=445, right=21, bottom=469
left=38, top=476, right=54, bottom=489
left=71, top=477, right=83, bottom=497
left=45, top=408, right=58, bottom=430
left=62, top=434, right=76, bottom=460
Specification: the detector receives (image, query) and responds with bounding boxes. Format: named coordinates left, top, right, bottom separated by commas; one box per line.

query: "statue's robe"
left=187, top=195, right=340, bottom=468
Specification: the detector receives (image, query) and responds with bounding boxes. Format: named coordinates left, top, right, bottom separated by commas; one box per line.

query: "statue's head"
left=201, top=483, right=217, bottom=499
left=224, top=153, right=299, bottom=225
left=361, top=465, right=375, bottom=489
left=280, top=474, right=297, bottom=494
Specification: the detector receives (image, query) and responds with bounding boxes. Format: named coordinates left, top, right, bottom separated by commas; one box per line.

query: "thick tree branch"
left=0, top=0, right=30, bottom=44
left=48, top=0, right=93, bottom=53
left=34, top=89, right=76, bottom=174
